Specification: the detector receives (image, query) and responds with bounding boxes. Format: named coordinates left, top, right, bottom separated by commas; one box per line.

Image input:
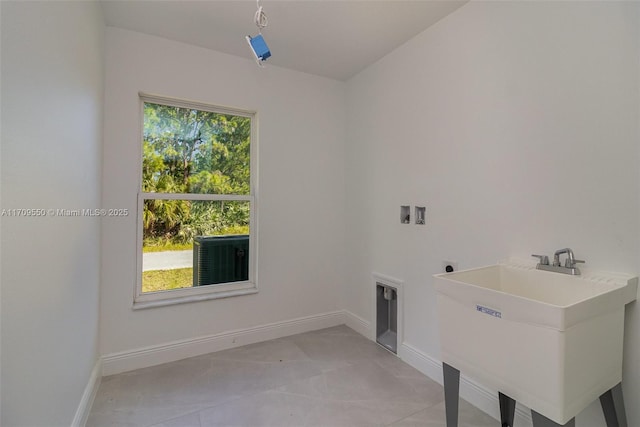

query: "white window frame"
left=134, top=93, right=258, bottom=309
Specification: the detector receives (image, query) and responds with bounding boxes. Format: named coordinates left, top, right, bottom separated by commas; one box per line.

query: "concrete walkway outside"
left=143, top=250, right=192, bottom=272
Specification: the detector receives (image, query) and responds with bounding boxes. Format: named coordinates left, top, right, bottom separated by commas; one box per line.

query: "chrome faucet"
left=554, top=248, right=575, bottom=267
left=532, top=248, right=584, bottom=275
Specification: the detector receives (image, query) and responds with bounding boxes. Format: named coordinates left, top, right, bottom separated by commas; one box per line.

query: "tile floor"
left=88, top=326, right=497, bottom=426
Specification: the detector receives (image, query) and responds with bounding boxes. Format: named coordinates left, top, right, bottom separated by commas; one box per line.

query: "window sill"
left=132, top=286, right=258, bottom=310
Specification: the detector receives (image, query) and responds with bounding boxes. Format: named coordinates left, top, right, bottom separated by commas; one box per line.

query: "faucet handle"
left=532, top=254, right=549, bottom=265
left=565, top=259, right=585, bottom=268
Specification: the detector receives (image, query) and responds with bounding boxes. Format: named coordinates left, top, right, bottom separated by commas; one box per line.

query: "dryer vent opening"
left=376, top=283, right=397, bottom=353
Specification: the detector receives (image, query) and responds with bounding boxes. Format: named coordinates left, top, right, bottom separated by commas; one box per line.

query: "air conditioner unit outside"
left=193, top=235, right=249, bottom=286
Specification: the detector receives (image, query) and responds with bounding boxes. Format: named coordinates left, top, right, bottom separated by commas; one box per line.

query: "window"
left=135, top=94, right=257, bottom=308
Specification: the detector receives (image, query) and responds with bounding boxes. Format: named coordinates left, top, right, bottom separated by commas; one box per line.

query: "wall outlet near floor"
left=442, top=260, right=458, bottom=273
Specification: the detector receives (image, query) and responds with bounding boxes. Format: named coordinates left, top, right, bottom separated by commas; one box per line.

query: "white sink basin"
left=433, top=259, right=637, bottom=424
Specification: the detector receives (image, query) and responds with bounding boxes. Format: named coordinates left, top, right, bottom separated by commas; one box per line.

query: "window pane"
left=142, top=200, right=250, bottom=293
left=143, top=102, right=251, bottom=195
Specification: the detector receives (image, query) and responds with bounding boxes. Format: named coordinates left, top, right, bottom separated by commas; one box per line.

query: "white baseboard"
left=102, top=310, right=345, bottom=376
left=72, top=358, right=102, bottom=427
left=399, top=342, right=533, bottom=426
left=398, top=342, right=444, bottom=384
left=343, top=309, right=371, bottom=339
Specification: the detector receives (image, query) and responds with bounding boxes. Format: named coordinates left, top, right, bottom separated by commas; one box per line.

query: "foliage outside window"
left=136, top=95, right=256, bottom=307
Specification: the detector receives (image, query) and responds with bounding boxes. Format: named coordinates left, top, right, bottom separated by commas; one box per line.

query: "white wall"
left=345, top=1, right=640, bottom=425
left=0, top=1, right=104, bottom=425
left=100, top=28, right=346, bottom=358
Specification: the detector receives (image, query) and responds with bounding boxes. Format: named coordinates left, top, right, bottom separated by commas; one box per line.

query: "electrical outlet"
left=442, top=260, right=458, bottom=273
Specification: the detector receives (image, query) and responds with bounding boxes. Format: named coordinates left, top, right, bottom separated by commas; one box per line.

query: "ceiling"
left=100, top=0, right=468, bottom=81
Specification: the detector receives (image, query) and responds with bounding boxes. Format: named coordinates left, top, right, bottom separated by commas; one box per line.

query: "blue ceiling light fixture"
left=246, top=0, right=271, bottom=67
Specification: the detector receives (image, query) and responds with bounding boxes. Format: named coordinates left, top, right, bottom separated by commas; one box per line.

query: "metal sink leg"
left=443, top=363, right=460, bottom=427
left=499, top=392, right=516, bottom=427
left=600, top=383, right=627, bottom=427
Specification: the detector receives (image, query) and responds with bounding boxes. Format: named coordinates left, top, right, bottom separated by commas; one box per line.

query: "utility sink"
left=434, top=259, right=637, bottom=425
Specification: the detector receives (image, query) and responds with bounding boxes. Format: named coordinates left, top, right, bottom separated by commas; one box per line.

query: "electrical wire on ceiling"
left=254, top=0, right=268, bottom=33
left=246, top=0, right=271, bottom=67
